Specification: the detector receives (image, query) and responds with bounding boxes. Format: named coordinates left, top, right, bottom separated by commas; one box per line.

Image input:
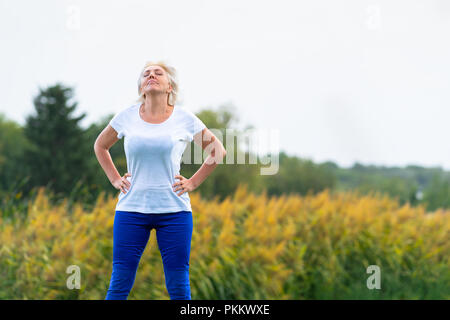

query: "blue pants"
left=105, top=210, right=193, bottom=300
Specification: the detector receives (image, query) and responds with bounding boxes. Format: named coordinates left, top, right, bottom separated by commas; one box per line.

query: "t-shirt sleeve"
left=188, top=111, right=207, bottom=142
left=109, top=110, right=126, bottom=139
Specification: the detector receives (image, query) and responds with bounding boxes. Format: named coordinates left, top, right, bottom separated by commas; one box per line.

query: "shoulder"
left=109, top=103, right=139, bottom=129
left=111, top=103, right=139, bottom=119
left=119, top=103, right=140, bottom=115
left=175, top=105, right=201, bottom=120
left=174, top=105, right=190, bottom=117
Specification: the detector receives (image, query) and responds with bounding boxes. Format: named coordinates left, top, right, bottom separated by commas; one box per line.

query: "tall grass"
left=0, top=185, right=448, bottom=299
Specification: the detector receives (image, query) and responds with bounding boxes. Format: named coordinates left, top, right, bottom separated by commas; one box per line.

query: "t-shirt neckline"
left=137, top=103, right=177, bottom=126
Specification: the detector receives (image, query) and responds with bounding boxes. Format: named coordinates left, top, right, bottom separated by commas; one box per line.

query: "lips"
left=147, top=80, right=158, bottom=85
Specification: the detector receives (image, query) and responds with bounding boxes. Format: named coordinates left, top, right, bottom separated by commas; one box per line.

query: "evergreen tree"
left=23, top=83, right=90, bottom=199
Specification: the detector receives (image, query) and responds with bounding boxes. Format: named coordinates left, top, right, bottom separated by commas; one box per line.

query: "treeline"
left=0, top=83, right=449, bottom=216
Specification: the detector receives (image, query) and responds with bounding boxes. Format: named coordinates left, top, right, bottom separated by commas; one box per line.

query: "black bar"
left=0, top=299, right=445, bottom=318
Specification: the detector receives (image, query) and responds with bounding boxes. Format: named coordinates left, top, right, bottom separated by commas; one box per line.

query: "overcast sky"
left=1, top=0, right=449, bottom=170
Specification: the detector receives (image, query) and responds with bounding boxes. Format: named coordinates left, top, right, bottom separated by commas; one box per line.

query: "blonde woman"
left=94, top=61, right=226, bottom=300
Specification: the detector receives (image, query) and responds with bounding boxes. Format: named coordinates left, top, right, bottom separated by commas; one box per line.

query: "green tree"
left=262, top=151, right=336, bottom=196
left=180, top=103, right=263, bottom=200
left=422, top=173, right=450, bottom=211
left=22, top=83, right=91, bottom=201
left=0, top=113, right=31, bottom=191
left=83, top=113, right=127, bottom=201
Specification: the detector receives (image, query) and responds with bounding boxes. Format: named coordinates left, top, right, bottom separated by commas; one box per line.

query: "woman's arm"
left=93, top=125, right=131, bottom=193
left=173, top=128, right=227, bottom=196
left=189, top=128, right=227, bottom=189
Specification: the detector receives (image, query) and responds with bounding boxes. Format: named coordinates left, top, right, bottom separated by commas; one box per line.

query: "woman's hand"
left=172, top=175, right=196, bottom=196
left=112, top=172, right=132, bottom=194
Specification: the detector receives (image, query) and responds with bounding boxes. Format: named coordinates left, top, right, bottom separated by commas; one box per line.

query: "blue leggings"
left=105, top=210, right=193, bottom=300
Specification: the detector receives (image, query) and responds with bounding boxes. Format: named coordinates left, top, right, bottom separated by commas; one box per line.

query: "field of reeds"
left=0, top=184, right=448, bottom=299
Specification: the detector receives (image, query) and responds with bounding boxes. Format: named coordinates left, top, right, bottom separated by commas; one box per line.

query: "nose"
left=148, top=75, right=158, bottom=84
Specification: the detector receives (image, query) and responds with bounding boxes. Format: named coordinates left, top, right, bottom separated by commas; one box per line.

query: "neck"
left=142, top=93, right=172, bottom=115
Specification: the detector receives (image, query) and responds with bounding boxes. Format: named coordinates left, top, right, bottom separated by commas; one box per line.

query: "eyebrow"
left=143, top=68, right=164, bottom=74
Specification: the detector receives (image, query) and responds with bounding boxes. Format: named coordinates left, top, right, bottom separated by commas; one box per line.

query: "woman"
left=94, top=61, right=226, bottom=300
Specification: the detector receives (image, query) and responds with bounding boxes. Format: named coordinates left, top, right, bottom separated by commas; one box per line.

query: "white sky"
left=1, top=0, right=450, bottom=170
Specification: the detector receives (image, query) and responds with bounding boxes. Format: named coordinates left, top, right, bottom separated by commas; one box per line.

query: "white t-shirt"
left=108, top=103, right=206, bottom=214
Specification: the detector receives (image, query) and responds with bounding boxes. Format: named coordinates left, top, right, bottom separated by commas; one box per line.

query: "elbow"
left=93, top=140, right=101, bottom=152
left=217, top=144, right=227, bottom=157
left=94, top=141, right=107, bottom=153
left=218, top=148, right=227, bottom=162
left=210, top=146, right=227, bottom=161
left=93, top=137, right=100, bottom=150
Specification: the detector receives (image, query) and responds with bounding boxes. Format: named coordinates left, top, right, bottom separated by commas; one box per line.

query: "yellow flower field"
left=0, top=184, right=448, bottom=299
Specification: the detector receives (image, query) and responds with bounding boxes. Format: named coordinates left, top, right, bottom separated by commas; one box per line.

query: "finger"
left=173, top=185, right=183, bottom=192
left=173, top=181, right=183, bottom=190
left=177, top=186, right=186, bottom=196
left=122, top=177, right=131, bottom=188
left=173, top=176, right=184, bottom=187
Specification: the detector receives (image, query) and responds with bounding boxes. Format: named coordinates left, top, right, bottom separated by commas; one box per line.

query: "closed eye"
left=144, top=72, right=163, bottom=77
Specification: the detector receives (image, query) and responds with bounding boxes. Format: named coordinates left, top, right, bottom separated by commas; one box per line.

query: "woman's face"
left=140, top=65, right=172, bottom=97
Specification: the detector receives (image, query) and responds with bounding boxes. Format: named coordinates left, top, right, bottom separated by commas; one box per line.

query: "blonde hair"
left=137, top=61, right=179, bottom=106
